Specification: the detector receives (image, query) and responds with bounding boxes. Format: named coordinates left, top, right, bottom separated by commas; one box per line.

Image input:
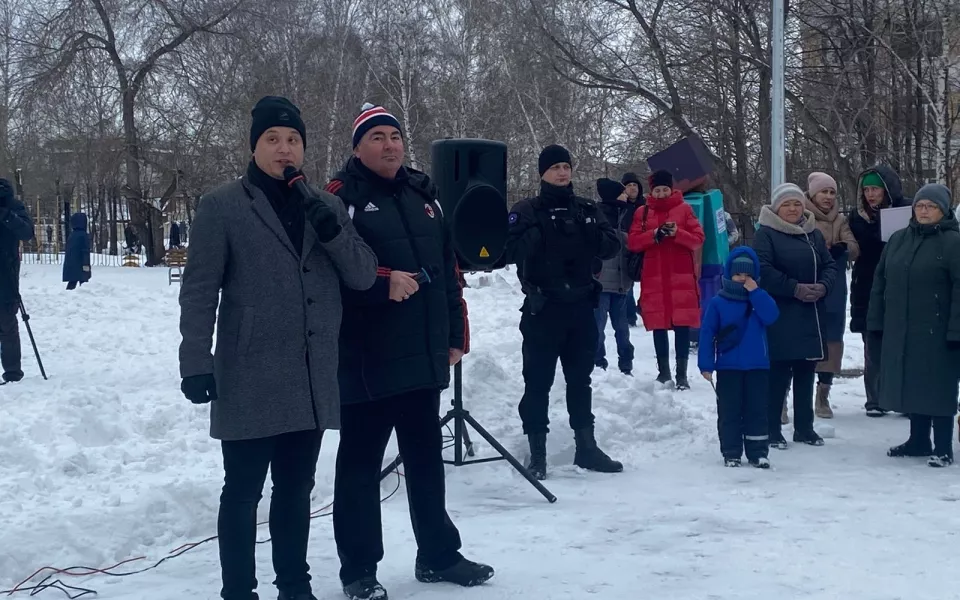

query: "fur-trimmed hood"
left=758, top=205, right=817, bottom=235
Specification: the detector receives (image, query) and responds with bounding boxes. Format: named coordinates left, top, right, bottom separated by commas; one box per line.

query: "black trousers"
left=907, top=414, right=955, bottom=458
left=0, top=302, right=21, bottom=376
left=716, top=370, right=769, bottom=460
left=218, top=428, right=324, bottom=600
left=653, top=327, right=691, bottom=361
left=518, top=300, right=597, bottom=435
left=769, top=359, right=816, bottom=437
left=333, top=389, right=463, bottom=585
left=861, top=333, right=881, bottom=410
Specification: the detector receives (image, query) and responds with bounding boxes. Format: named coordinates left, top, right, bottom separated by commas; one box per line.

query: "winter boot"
left=526, top=433, right=547, bottom=480
left=1, top=370, right=23, bottom=383
left=928, top=455, right=954, bottom=468
left=887, top=441, right=933, bottom=457
left=769, top=432, right=788, bottom=450
left=781, top=399, right=790, bottom=425
left=749, top=457, right=771, bottom=469
left=573, top=427, right=623, bottom=473
left=655, top=356, right=672, bottom=384
left=675, top=356, right=690, bottom=391
left=724, top=458, right=741, bottom=467
left=415, top=557, right=494, bottom=587
left=815, top=383, right=834, bottom=419
left=793, top=429, right=825, bottom=446
left=342, top=577, right=387, bottom=600
left=595, top=357, right=608, bottom=371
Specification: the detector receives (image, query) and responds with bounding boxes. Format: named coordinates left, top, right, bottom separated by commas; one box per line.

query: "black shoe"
left=865, top=406, right=888, bottom=417
left=769, top=433, right=788, bottom=450
left=1, top=370, right=23, bottom=383
left=573, top=427, right=623, bottom=473
left=928, top=455, right=954, bottom=468
left=887, top=441, right=933, bottom=457
left=526, top=433, right=547, bottom=480
left=655, top=357, right=672, bottom=384
left=749, top=457, right=771, bottom=469
left=342, top=577, right=387, bottom=600
left=724, top=458, right=741, bottom=467
left=415, top=557, right=494, bottom=587
left=595, top=358, right=608, bottom=370
left=793, top=430, right=825, bottom=446
left=618, top=358, right=633, bottom=375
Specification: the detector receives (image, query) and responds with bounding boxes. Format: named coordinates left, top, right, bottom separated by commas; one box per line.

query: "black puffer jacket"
left=325, top=157, right=465, bottom=404
left=752, top=206, right=838, bottom=362
left=848, top=165, right=910, bottom=332
left=0, top=195, right=34, bottom=305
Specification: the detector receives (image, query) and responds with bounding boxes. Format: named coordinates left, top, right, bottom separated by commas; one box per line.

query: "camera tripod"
left=378, top=360, right=557, bottom=503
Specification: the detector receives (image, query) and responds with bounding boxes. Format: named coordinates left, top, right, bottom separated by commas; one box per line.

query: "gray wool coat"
left=178, top=176, right=378, bottom=441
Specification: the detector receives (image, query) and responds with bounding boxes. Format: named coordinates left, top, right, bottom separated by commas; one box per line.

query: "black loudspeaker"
left=430, top=138, right=508, bottom=271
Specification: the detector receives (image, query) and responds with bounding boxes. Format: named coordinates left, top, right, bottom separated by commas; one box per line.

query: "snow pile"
left=2, top=265, right=960, bottom=599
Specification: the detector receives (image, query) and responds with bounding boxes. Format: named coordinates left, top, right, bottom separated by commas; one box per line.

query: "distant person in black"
left=324, top=103, right=493, bottom=600
left=505, top=144, right=624, bottom=481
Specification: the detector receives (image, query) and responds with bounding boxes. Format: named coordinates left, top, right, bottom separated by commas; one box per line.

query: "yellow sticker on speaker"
left=479, top=247, right=490, bottom=258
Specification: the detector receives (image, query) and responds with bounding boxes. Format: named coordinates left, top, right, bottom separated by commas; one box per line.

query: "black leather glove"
left=304, top=196, right=342, bottom=243
left=0, top=178, right=12, bottom=208
left=181, top=374, right=218, bottom=404
left=829, top=242, right=847, bottom=258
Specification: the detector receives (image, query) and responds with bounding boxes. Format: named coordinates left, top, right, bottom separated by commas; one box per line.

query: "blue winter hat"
left=723, top=247, right=760, bottom=279
left=729, top=256, right=754, bottom=277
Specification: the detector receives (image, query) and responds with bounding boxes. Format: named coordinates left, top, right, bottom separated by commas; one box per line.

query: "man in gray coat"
left=178, top=96, right=377, bottom=600
left=593, top=177, right=636, bottom=374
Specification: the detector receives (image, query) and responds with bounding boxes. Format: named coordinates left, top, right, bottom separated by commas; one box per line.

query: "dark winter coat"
left=325, top=157, right=466, bottom=405
left=63, top=213, right=91, bottom=286
left=751, top=206, right=838, bottom=362
left=0, top=196, right=34, bottom=305
left=169, top=222, right=181, bottom=248
left=506, top=182, right=620, bottom=309
left=848, top=165, right=910, bottom=333
left=178, top=176, right=378, bottom=440
left=596, top=199, right=637, bottom=294
left=626, top=190, right=705, bottom=330
left=698, top=247, right=780, bottom=373
left=867, top=214, right=960, bottom=417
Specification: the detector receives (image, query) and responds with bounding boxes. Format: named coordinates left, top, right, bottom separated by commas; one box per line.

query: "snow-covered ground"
left=3, top=264, right=960, bottom=600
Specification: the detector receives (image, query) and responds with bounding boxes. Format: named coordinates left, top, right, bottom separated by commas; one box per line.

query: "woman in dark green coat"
left=867, top=183, right=960, bottom=467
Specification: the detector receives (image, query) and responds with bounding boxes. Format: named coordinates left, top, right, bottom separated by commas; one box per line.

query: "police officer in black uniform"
left=505, top=144, right=624, bottom=481
left=324, top=103, right=493, bottom=600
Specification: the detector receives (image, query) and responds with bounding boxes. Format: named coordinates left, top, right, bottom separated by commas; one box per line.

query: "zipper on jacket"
left=393, top=191, right=440, bottom=383
left=807, top=233, right=825, bottom=361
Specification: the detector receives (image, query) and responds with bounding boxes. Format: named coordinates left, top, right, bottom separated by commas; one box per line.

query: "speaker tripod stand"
left=378, top=360, right=557, bottom=503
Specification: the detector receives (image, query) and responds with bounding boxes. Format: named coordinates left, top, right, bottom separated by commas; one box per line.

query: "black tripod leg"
left=461, top=413, right=557, bottom=503
left=379, top=455, right=403, bottom=482
left=18, top=300, right=47, bottom=380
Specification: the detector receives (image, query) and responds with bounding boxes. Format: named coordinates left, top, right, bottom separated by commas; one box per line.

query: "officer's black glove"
left=0, top=178, right=12, bottom=208
left=181, top=373, right=218, bottom=404
left=829, top=242, right=847, bottom=258
left=304, top=196, right=342, bottom=243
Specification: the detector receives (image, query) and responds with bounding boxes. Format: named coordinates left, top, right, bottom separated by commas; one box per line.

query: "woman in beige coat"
left=804, top=172, right=859, bottom=418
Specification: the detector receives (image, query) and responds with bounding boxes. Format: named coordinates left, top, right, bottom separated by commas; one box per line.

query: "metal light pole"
left=770, top=0, right=786, bottom=194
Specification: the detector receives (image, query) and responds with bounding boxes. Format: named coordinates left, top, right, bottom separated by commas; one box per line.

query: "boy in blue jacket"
left=698, top=247, right=780, bottom=468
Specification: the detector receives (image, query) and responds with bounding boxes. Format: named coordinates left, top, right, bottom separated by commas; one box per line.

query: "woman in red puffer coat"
left=627, top=170, right=705, bottom=389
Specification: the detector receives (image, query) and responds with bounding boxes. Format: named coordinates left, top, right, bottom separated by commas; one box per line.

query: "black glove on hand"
left=304, top=196, right=342, bottom=243
left=181, top=374, right=218, bottom=404
left=829, top=243, right=847, bottom=258
left=947, top=340, right=960, bottom=351
left=654, top=225, right=667, bottom=244
left=0, top=178, right=12, bottom=208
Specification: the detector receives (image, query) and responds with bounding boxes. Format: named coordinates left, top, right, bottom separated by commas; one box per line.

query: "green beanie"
left=861, top=172, right=884, bottom=189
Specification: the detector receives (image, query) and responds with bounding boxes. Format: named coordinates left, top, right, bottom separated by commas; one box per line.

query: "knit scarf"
left=718, top=278, right=749, bottom=301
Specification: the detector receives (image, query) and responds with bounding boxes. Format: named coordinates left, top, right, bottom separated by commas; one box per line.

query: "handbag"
left=714, top=302, right=754, bottom=354
left=625, top=205, right=649, bottom=282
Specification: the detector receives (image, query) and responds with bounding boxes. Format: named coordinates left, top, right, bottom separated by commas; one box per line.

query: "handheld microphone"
left=283, top=166, right=313, bottom=200
left=413, top=265, right=440, bottom=285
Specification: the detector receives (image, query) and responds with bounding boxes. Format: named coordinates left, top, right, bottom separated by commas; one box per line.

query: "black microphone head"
left=282, top=166, right=301, bottom=185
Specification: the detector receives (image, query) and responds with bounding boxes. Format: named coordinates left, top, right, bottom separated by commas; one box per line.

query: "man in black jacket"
left=848, top=165, right=909, bottom=417
left=621, top=172, right=643, bottom=327
left=505, top=144, right=624, bottom=481
left=0, top=177, right=34, bottom=384
left=324, top=103, right=493, bottom=600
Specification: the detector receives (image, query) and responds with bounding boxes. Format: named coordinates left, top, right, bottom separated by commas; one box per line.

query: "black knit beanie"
left=250, top=96, right=307, bottom=152
left=596, top=178, right=625, bottom=202
left=621, top=172, right=641, bottom=186
left=649, top=169, right=674, bottom=190
left=538, top=144, right=572, bottom=177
